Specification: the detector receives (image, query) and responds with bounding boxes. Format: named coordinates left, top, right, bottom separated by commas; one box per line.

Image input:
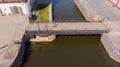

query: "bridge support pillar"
left=30, top=35, right=56, bottom=42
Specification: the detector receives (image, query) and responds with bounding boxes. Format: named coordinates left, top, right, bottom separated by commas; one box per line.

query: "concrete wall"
left=101, top=33, right=120, bottom=63
left=0, top=3, right=29, bottom=15
left=49, top=3, right=52, bottom=22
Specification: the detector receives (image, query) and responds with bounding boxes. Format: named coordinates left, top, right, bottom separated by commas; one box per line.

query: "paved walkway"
left=101, top=22, right=120, bottom=62
left=75, top=0, right=120, bottom=21
left=103, top=22, right=120, bottom=49
left=0, top=15, right=29, bottom=66
left=0, top=15, right=28, bottom=47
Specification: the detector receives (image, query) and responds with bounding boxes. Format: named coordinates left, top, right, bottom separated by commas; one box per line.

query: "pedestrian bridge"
left=25, top=22, right=109, bottom=35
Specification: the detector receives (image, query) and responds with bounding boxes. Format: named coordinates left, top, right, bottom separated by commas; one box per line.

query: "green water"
left=22, top=35, right=114, bottom=67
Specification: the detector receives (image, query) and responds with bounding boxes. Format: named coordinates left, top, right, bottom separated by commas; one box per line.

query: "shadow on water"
left=55, top=35, right=101, bottom=46
left=52, top=0, right=58, bottom=21
left=21, top=40, right=57, bottom=67
left=37, top=0, right=51, bottom=4
left=36, top=4, right=49, bottom=11
left=74, top=3, right=86, bottom=21
left=21, top=42, right=32, bottom=67
left=35, top=0, right=52, bottom=11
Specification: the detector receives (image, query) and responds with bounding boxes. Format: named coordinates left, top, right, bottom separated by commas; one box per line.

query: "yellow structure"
left=30, top=35, right=56, bottom=42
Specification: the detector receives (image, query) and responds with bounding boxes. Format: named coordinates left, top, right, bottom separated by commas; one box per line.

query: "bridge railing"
left=26, top=29, right=108, bottom=35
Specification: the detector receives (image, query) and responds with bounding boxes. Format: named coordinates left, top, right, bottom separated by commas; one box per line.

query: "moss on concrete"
left=35, top=4, right=49, bottom=22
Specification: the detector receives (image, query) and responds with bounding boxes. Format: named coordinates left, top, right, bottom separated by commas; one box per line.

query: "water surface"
left=52, top=0, right=85, bottom=21
left=22, top=35, right=112, bottom=67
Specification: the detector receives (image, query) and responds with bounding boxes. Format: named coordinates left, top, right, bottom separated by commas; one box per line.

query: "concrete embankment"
left=74, top=0, right=120, bottom=63
left=101, top=33, right=120, bottom=62
left=74, top=0, right=104, bottom=21
left=101, top=22, right=120, bottom=62
left=0, top=15, right=29, bottom=67
left=49, top=3, right=52, bottom=22
left=74, top=0, right=120, bottom=21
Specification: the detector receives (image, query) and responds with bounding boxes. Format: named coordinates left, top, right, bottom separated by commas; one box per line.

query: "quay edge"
left=74, top=0, right=120, bottom=63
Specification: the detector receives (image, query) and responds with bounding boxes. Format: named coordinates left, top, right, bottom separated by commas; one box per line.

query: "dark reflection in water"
left=52, top=0, right=85, bottom=21
left=21, top=35, right=106, bottom=67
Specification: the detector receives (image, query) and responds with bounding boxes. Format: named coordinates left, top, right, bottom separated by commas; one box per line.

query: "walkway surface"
left=25, top=22, right=108, bottom=35
left=103, top=22, right=120, bottom=49
left=101, top=22, right=120, bottom=62
left=75, top=0, right=120, bottom=21
left=0, top=15, right=29, bottom=66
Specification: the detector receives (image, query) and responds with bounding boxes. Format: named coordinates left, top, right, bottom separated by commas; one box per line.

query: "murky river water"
left=22, top=35, right=120, bottom=67
left=22, top=0, right=120, bottom=67
left=52, top=0, right=85, bottom=21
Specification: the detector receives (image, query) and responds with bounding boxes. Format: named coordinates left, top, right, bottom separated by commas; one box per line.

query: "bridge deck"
left=25, top=22, right=108, bottom=35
